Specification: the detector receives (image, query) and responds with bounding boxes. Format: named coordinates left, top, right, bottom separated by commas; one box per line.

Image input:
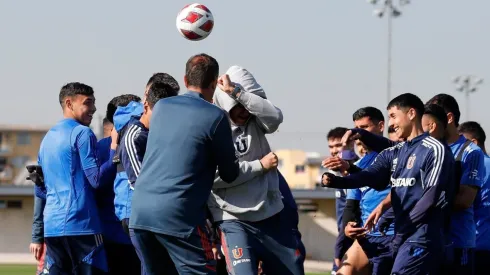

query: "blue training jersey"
left=112, top=102, right=143, bottom=221
left=475, top=155, right=490, bottom=251
left=347, top=151, right=394, bottom=236
left=129, top=92, right=239, bottom=238
left=449, top=135, right=485, bottom=248
left=38, top=118, right=102, bottom=237
left=95, top=137, right=131, bottom=244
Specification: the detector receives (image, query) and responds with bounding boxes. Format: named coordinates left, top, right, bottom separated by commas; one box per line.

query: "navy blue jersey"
left=449, top=135, right=485, bottom=248
left=335, top=189, right=347, bottom=231
left=38, top=119, right=102, bottom=237
left=129, top=91, right=239, bottom=238
left=475, top=155, right=490, bottom=251
left=95, top=137, right=131, bottom=244
left=330, top=133, right=455, bottom=243
left=120, top=118, right=148, bottom=187
left=278, top=171, right=299, bottom=231
left=347, top=151, right=394, bottom=236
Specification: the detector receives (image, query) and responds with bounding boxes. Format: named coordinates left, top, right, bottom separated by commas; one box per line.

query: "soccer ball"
left=176, top=3, right=214, bottom=41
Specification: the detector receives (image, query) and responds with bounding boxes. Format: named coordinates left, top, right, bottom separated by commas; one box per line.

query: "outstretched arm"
left=323, top=150, right=392, bottom=190
left=351, top=128, right=397, bottom=153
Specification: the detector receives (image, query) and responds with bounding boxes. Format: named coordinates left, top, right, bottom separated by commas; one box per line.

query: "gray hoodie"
left=208, top=66, right=284, bottom=222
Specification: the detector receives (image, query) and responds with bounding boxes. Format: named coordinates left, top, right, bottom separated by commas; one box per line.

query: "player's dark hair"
left=459, top=121, right=486, bottom=145
left=424, top=104, right=448, bottom=129
left=426, top=93, right=461, bottom=126
left=147, top=72, right=180, bottom=92
left=106, top=94, right=141, bottom=124
left=352, top=106, right=385, bottom=123
left=146, top=82, right=179, bottom=108
left=185, top=53, right=219, bottom=89
left=387, top=93, right=424, bottom=118
left=388, top=126, right=396, bottom=134
left=59, top=82, right=94, bottom=107
left=327, top=127, right=348, bottom=140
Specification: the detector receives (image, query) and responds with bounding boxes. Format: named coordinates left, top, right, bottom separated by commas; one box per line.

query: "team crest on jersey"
left=234, top=136, right=250, bottom=155
left=407, top=154, right=416, bottom=169
left=232, top=247, right=243, bottom=259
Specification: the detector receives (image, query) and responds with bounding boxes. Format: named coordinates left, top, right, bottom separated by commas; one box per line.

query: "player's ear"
left=64, top=97, right=73, bottom=111
left=408, top=108, right=416, bottom=121
left=183, top=76, right=189, bottom=88
left=378, top=120, right=385, bottom=132
left=447, top=112, right=454, bottom=125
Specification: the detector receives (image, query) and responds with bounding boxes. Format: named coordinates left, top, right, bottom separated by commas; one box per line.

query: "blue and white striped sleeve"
left=123, top=125, right=148, bottom=183
left=404, top=138, right=454, bottom=232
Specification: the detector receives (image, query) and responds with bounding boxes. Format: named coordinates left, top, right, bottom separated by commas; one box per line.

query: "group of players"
left=27, top=53, right=306, bottom=275
left=321, top=93, right=490, bottom=275
left=25, top=51, right=490, bottom=275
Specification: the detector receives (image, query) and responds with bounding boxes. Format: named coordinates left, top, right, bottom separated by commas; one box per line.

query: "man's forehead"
left=328, top=138, right=342, bottom=145
left=73, top=94, right=94, bottom=101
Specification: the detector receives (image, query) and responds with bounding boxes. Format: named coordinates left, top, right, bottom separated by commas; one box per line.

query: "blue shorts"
left=440, top=246, right=474, bottom=275
left=475, top=250, right=490, bottom=275
left=391, top=241, right=443, bottom=275
left=45, top=234, right=108, bottom=274
left=130, top=224, right=214, bottom=275
left=218, top=214, right=304, bottom=275
left=261, top=230, right=305, bottom=275
left=357, top=235, right=394, bottom=275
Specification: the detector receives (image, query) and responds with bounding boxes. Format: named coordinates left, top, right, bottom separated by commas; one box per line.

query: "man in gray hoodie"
left=209, top=66, right=304, bottom=275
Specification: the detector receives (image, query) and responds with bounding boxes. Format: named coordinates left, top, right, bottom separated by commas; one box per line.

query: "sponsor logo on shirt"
left=470, top=169, right=480, bottom=180
left=391, top=177, right=416, bottom=187
left=392, top=158, right=398, bottom=172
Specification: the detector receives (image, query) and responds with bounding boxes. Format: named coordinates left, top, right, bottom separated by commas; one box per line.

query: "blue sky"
left=0, top=0, right=488, bottom=154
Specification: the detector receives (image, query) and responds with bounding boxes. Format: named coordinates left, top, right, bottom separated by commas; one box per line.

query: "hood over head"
left=113, top=101, right=144, bottom=131
left=213, top=66, right=266, bottom=113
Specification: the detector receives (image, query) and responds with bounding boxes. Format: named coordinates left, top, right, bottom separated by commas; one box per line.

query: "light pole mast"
left=368, top=0, right=410, bottom=105
left=454, top=75, right=484, bottom=121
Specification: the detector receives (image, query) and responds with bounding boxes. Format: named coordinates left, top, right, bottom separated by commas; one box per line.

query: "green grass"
left=0, top=265, right=36, bottom=275
left=0, top=265, right=329, bottom=275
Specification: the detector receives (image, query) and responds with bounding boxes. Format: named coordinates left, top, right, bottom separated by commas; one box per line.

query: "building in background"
left=275, top=149, right=329, bottom=189
left=0, top=125, right=49, bottom=186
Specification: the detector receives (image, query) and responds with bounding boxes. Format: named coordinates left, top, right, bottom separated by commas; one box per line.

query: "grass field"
left=0, top=265, right=329, bottom=275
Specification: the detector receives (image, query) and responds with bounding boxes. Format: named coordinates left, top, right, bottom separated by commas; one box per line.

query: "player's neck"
left=140, top=115, right=150, bottom=130
left=187, top=86, right=213, bottom=103
left=406, top=123, right=425, bottom=141
left=62, top=111, right=79, bottom=123
left=445, top=125, right=460, bottom=145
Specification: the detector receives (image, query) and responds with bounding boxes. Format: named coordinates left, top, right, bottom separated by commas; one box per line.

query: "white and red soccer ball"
left=176, top=3, right=214, bottom=41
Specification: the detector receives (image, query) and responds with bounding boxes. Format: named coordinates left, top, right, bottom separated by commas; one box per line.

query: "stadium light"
left=454, top=75, right=484, bottom=120
left=368, top=0, right=410, bottom=106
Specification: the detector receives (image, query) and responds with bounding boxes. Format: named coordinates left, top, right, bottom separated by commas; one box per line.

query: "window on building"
left=295, top=165, right=305, bottom=173
left=11, top=156, right=30, bottom=168
left=17, top=132, right=31, bottom=145
left=7, top=200, right=22, bottom=209
left=0, top=200, right=22, bottom=209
